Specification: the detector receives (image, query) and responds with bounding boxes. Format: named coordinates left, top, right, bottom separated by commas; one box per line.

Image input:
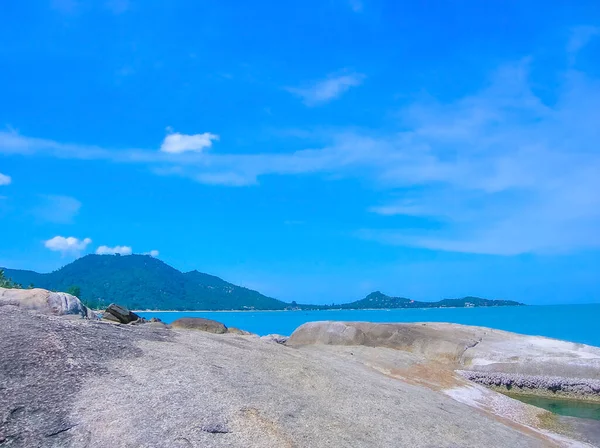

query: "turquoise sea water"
left=139, top=304, right=600, bottom=347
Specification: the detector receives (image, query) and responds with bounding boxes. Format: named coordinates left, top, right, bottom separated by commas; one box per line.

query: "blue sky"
left=1, top=0, right=600, bottom=305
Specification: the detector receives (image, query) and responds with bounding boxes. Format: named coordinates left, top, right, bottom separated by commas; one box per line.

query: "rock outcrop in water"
left=1, top=305, right=598, bottom=447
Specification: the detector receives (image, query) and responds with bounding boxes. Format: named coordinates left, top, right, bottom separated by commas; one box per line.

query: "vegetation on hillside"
left=295, top=291, right=524, bottom=310
left=0, top=270, right=22, bottom=289
left=3, top=256, right=524, bottom=310
left=3, top=255, right=287, bottom=310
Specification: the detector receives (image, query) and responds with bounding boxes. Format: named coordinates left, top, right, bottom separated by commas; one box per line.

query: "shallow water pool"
left=505, top=394, right=600, bottom=420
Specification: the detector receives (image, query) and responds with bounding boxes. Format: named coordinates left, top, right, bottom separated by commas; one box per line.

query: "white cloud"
left=0, top=173, right=11, bottom=186
left=4, top=35, right=600, bottom=255
left=44, top=236, right=92, bottom=254
left=144, top=250, right=159, bottom=257
left=160, top=131, right=219, bottom=154
left=287, top=72, right=365, bottom=106
left=96, top=245, right=133, bottom=255
left=33, top=195, right=81, bottom=224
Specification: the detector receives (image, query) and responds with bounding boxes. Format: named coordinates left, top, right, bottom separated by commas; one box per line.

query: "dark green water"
left=506, top=394, right=600, bottom=420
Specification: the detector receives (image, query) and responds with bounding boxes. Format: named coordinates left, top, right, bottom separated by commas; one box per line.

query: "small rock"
left=227, top=327, right=254, bottom=335
left=102, top=303, right=140, bottom=324
left=171, top=317, right=227, bottom=334
left=200, top=422, right=229, bottom=434
left=260, top=334, right=288, bottom=344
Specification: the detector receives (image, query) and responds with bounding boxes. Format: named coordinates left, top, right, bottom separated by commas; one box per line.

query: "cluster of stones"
left=457, top=370, right=600, bottom=398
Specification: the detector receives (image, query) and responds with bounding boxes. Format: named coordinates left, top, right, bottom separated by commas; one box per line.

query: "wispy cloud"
left=143, top=250, right=159, bottom=257
left=0, top=173, right=11, bottom=186
left=51, top=0, right=79, bottom=14
left=286, top=72, right=365, bottom=106
left=33, top=195, right=81, bottom=224
left=567, top=25, right=599, bottom=61
left=3, top=39, right=600, bottom=255
left=44, top=236, right=92, bottom=254
left=105, top=0, right=130, bottom=14
left=348, top=0, right=363, bottom=13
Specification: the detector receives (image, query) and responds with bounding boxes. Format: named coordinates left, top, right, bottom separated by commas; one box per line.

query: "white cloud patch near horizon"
left=144, top=250, right=159, bottom=257
left=96, top=245, right=133, bottom=255
left=160, top=130, right=219, bottom=154
left=286, top=72, right=365, bottom=106
left=44, top=236, right=92, bottom=254
left=3, top=32, right=600, bottom=256
left=0, top=173, right=11, bottom=185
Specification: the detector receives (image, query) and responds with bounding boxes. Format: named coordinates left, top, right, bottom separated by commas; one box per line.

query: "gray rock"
left=228, top=327, right=254, bottom=336
left=0, top=287, right=97, bottom=319
left=288, top=321, right=600, bottom=378
left=0, top=309, right=594, bottom=447
left=260, top=334, right=288, bottom=344
left=102, top=303, right=140, bottom=324
left=171, top=317, right=227, bottom=334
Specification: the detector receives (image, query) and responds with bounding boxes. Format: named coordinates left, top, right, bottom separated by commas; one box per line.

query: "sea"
left=139, top=303, right=600, bottom=347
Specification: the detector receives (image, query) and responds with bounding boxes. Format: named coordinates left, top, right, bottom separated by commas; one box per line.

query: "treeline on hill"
left=2, top=256, right=525, bottom=310
left=3, top=254, right=288, bottom=311
left=295, top=291, right=523, bottom=310
left=0, top=270, right=24, bottom=289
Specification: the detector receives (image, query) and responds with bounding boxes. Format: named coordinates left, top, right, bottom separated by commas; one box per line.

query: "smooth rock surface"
left=0, top=287, right=96, bottom=319
left=287, top=321, right=600, bottom=379
left=1, top=309, right=595, bottom=447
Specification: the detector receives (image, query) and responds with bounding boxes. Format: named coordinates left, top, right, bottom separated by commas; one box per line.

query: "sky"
left=1, top=0, right=599, bottom=305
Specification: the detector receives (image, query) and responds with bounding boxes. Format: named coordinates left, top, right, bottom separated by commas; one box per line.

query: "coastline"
left=132, top=304, right=527, bottom=313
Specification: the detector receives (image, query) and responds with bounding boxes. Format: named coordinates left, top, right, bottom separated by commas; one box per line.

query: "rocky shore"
left=457, top=371, right=600, bottom=401
left=1, top=287, right=599, bottom=447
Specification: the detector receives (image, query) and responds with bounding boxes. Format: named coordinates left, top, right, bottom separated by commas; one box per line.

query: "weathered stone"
left=170, top=317, right=228, bottom=334
left=0, top=287, right=97, bottom=319
left=227, top=327, right=254, bottom=335
left=102, top=303, right=140, bottom=324
left=1, top=308, right=597, bottom=447
left=260, top=334, right=288, bottom=344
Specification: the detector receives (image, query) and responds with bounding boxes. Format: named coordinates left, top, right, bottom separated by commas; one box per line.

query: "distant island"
left=2, top=255, right=524, bottom=310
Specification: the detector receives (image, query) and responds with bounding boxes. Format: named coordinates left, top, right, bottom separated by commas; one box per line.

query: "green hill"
left=298, top=291, right=524, bottom=310
left=2, top=256, right=524, bottom=310
left=3, top=254, right=287, bottom=311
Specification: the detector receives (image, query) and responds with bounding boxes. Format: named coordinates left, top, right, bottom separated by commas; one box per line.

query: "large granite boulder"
left=0, top=286, right=96, bottom=319
left=287, top=321, right=484, bottom=362
left=102, top=303, right=141, bottom=324
left=171, top=317, right=227, bottom=334
left=287, top=321, right=600, bottom=401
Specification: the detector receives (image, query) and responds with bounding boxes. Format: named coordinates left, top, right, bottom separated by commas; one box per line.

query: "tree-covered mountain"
left=297, top=291, right=524, bottom=310
left=350, top=291, right=522, bottom=309
left=3, top=254, right=287, bottom=311
left=2, top=256, right=525, bottom=310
